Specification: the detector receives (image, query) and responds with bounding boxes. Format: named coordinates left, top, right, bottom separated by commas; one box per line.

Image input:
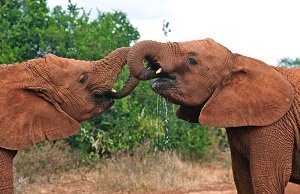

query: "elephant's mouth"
left=144, top=56, right=176, bottom=81
left=144, top=56, right=180, bottom=104
left=92, top=90, right=115, bottom=108
left=152, top=78, right=181, bottom=104
left=144, top=56, right=161, bottom=73
left=77, top=91, right=114, bottom=121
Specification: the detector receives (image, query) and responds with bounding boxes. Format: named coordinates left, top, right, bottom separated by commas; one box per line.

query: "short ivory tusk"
left=156, top=68, right=163, bottom=74
left=111, top=88, right=117, bottom=93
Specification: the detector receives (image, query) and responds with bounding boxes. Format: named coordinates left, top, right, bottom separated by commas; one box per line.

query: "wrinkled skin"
left=0, top=48, right=138, bottom=193
left=127, top=38, right=300, bottom=194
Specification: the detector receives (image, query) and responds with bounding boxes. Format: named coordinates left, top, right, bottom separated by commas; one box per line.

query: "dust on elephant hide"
left=127, top=38, right=300, bottom=194
left=0, top=48, right=138, bottom=193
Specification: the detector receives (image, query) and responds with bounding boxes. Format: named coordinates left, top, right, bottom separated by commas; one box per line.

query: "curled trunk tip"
left=110, top=76, right=139, bottom=99
left=101, top=47, right=139, bottom=99
left=127, top=40, right=163, bottom=80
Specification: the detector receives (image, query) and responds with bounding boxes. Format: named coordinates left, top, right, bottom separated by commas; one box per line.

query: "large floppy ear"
left=0, top=62, right=80, bottom=150
left=199, top=56, right=294, bottom=128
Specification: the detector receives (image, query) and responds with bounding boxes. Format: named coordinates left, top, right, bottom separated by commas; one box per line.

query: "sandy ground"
left=18, top=182, right=300, bottom=194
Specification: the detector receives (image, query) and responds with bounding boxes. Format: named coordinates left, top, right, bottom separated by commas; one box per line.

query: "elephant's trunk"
left=92, top=47, right=139, bottom=99
left=127, top=40, right=166, bottom=80
left=109, top=75, right=139, bottom=99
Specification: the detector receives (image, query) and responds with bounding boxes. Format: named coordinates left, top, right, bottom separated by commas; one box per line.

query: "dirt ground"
left=14, top=144, right=300, bottom=194
left=19, top=182, right=300, bottom=194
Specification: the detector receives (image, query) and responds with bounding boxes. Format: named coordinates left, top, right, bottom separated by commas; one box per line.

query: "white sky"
left=48, top=0, right=300, bottom=65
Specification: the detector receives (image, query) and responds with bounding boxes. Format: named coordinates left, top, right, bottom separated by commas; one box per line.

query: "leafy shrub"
left=1, top=0, right=227, bottom=162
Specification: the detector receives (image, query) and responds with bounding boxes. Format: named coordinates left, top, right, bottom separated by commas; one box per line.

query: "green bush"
left=1, top=0, right=227, bottom=162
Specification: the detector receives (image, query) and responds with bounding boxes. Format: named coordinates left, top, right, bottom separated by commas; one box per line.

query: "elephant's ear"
left=0, top=67, right=80, bottom=150
left=199, top=56, right=294, bottom=128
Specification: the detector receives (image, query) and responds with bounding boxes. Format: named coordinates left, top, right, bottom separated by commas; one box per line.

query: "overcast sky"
left=48, top=0, right=300, bottom=65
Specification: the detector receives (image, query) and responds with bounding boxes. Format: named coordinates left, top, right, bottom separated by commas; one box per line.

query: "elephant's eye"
left=187, top=56, right=198, bottom=65
left=79, top=74, right=89, bottom=84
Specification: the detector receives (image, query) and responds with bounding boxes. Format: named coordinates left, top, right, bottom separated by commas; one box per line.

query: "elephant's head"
left=0, top=48, right=138, bottom=150
left=127, top=39, right=294, bottom=127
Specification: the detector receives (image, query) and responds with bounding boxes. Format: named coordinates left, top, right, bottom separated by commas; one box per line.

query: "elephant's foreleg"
left=0, top=148, right=17, bottom=194
left=230, top=150, right=254, bottom=194
left=249, top=127, right=293, bottom=194
left=227, top=128, right=255, bottom=194
left=227, top=135, right=254, bottom=194
left=250, top=156, right=292, bottom=194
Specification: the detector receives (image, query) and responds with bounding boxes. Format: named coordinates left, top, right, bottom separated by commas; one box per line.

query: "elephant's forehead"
left=55, top=60, right=92, bottom=79
left=53, top=59, right=92, bottom=76
left=65, top=58, right=91, bottom=71
left=179, top=39, right=228, bottom=63
left=44, top=54, right=92, bottom=73
left=180, top=39, right=214, bottom=53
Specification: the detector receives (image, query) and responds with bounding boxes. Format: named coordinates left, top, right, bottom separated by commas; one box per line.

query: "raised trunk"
left=127, top=40, right=166, bottom=80
left=93, top=47, right=139, bottom=98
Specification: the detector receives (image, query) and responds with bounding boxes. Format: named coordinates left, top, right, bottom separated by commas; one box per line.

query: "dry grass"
left=14, top=141, right=234, bottom=193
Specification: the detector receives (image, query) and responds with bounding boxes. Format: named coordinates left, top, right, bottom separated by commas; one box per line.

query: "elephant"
left=126, top=38, right=300, bottom=194
left=0, top=48, right=138, bottom=193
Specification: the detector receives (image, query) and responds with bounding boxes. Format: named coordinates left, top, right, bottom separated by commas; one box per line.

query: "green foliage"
left=0, top=0, right=50, bottom=63
left=1, top=0, right=224, bottom=161
left=278, top=57, right=300, bottom=68
left=0, top=0, right=139, bottom=63
left=162, top=20, right=171, bottom=38
left=43, top=6, right=139, bottom=60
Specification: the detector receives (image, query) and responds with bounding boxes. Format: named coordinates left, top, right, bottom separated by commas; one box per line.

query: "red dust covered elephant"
left=0, top=48, right=137, bottom=193
left=127, top=38, right=300, bottom=194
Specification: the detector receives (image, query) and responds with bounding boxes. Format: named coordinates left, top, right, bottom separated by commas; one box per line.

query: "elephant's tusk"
left=156, top=68, right=163, bottom=74
left=111, top=88, right=117, bottom=93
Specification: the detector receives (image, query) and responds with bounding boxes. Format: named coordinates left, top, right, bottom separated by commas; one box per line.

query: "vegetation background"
left=0, top=0, right=228, bottom=161
left=1, top=0, right=299, bottom=193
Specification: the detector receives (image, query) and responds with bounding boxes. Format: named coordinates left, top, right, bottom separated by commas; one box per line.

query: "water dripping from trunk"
left=155, top=95, right=171, bottom=143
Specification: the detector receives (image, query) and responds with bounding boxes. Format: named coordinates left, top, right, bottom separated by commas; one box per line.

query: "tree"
left=0, top=0, right=140, bottom=63
left=278, top=57, right=300, bottom=68
left=0, top=0, right=50, bottom=63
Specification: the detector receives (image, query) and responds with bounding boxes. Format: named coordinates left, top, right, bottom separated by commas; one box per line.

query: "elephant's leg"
left=227, top=130, right=254, bottom=194
left=248, top=127, right=293, bottom=194
left=250, top=155, right=292, bottom=194
left=230, top=150, right=254, bottom=194
left=0, top=148, right=18, bottom=194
